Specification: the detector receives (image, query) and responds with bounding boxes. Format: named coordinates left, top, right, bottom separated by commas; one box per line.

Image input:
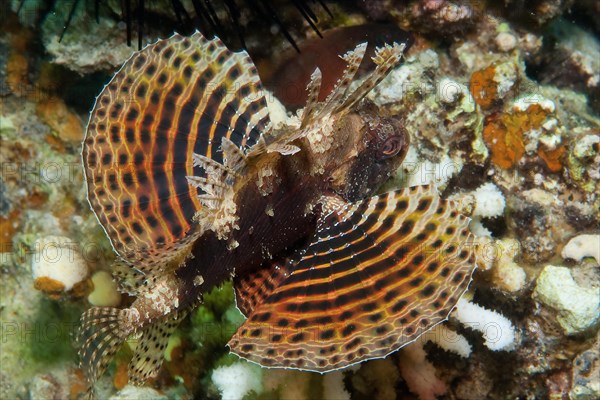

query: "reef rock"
left=533, top=265, right=600, bottom=335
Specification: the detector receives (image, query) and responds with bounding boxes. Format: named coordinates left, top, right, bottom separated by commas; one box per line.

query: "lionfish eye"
left=379, top=135, right=404, bottom=159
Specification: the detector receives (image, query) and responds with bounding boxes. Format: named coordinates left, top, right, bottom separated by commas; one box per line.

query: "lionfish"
left=79, top=31, right=476, bottom=393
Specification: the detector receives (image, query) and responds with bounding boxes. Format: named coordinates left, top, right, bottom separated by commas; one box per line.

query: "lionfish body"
left=79, top=31, right=477, bottom=391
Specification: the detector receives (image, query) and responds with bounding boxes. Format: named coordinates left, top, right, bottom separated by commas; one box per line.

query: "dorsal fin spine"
left=300, top=68, right=323, bottom=129
left=316, top=42, right=367, bottom=119
left=335, top=42, right=406, bottom=113
left=192, top=152, right=241, bottom=179
left=245, top=41, right=405, bottom=159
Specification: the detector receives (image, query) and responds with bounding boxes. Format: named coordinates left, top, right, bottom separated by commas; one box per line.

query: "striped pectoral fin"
left=128, top=310, right=187, bottom=385
left=228, top=185, right=477, bottom=372
left=83, top=31, right=271, bottom=272
left=112, top=259, right=151, bottom=295
left=77, top=307, right=134, bottom=391
left=233, top=261, right=290, bottom=317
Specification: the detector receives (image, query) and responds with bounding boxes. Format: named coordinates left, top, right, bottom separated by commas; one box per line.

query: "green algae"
left=27, top=298, right=83, bottom=364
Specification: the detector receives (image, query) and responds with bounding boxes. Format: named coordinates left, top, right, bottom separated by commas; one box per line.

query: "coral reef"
left=87, top=270, right=122, bottom=307
left=533, top=265, right=600, bottom=335
left=489, top=238, right=527, bottom=293
left=211, top=362, right=263, bottom=399
left=530, top=20, right=600, bottom=111
left=453, top=298, right=516, bottom=351
left=31, top=235, right=89, bottom=297
left=562, top=233, right=600, bottom=263
left=1, top=1, right=599, bottom=399
left=109, top=384, right=168, bottom=399
left=398, top=342, right=447, bottom=400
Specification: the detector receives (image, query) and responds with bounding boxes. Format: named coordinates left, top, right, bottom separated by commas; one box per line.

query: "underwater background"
left=1, top=0, right=599, bottom=399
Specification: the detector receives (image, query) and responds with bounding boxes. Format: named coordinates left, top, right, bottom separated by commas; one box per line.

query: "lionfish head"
left=326, top=102, right=409, bottom=202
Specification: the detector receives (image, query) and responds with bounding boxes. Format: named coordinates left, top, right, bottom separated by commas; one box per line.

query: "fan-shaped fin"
left=83, top=31, right=271, bottom=272
left=128, top=310, right=187, bottom=385
left=234, top=261, right=290, bottom=317
left=77, top=307, right=134, bottom=390
left=228, top=185, right=477, bottom=372
left=112, top=260, right=147, bottom=295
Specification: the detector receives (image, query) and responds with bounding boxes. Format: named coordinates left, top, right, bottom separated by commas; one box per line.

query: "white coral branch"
left=426, top=324, right=472, bottom=358
left=452, top=298, right=516, bottom=351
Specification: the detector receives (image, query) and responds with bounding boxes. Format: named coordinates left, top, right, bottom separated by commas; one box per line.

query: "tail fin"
left=77, top=307, right=135, bottom=395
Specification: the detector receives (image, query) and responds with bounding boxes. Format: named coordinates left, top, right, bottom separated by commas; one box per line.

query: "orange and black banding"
left=229, top=185, right=475, bottom=372
left=82, top=32, right=270, bottom=266
left=234, top=262, right=289, bottom=317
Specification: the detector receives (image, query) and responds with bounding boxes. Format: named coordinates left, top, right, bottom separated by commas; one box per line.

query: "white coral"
left=31, top=236, right=89, bottom=291
left=533, top=265, right=600, bottom=335
left=491, top=239, right=527, bottom=292
left=452, top=298, right=516, bottom=351
left=425, top=324, right=472, bottom=358
left=561, top=234, right=600, bottom=263
left=211, top=361, right=263, bottom=400
left=471, top=182, right=505, bottom=218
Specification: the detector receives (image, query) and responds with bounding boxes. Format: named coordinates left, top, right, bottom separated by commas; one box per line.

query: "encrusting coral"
left=87, top=270, right=121, bottom=307
left=533, top=265, right=600, bottom=335
left=398, top=342, right=447, bottom=400
left=561, top=234, right=600, bottom=263
left=211, top=362, right=263, bottom=399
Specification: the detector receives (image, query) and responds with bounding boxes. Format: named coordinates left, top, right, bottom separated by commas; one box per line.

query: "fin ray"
left=128, top=311, right=187, bottom=385
left=77, top=307, right=134, bottom=390
left=316, top=42, right=367, bottom=119
left=300, top=68, right=323, bottom=129
left=336, top=43, right=405, bottom=113
left=234, top=263, right=288, bottom=317
left=248, top=42, right=404, bottom=158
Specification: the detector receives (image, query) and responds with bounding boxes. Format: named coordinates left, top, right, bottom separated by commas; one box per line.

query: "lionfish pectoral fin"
left=128, top=310, right=187, bottom=385
left=229, top=185, right=477, bottom=372
left=83, top=31, right=271, bottom=273
left=188, top=151, right=240, bottom=212
left=112, top=260, right=148, bottom=295
left=233, top=261, right=290, bottom=317
left=77, top=307, right=135, bottom=394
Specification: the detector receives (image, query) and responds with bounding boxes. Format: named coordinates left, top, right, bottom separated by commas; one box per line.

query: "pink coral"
left=398, top=342, right=447, bottom=400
